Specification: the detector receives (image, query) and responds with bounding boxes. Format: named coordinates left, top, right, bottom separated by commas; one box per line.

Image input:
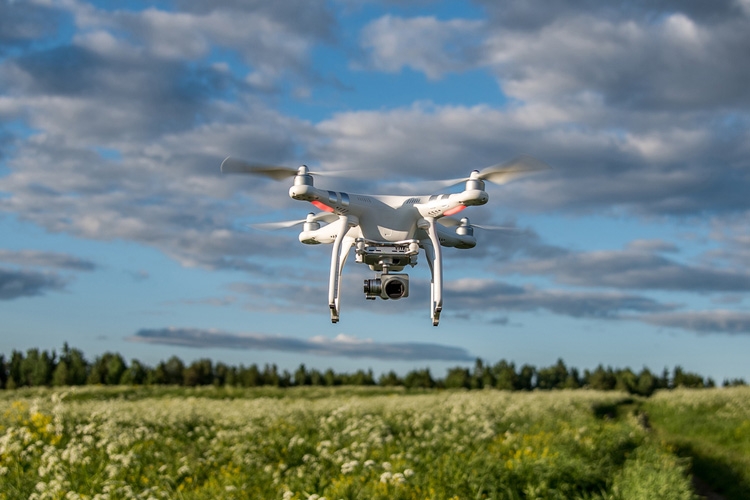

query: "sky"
left=1, top=0, right=750, bottom=382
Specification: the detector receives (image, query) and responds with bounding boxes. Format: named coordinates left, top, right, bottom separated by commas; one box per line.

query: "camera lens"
left=384, top=279, right=406, bottom=299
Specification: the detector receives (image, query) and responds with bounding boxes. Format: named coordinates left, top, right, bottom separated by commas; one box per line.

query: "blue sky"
left=2, top=0, right=750, bottom=382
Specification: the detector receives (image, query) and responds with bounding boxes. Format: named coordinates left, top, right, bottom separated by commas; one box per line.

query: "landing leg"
left=423, top=217, right=443, bottom=326
left=328, top=216, right=351, bottom=323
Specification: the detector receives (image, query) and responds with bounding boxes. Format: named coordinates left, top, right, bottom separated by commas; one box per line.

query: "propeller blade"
left=437, top=217, right=518, bottom=231
left=477, top=155, right=551, bottom=185
left=221, top=157, right=367, bottom=180
left=220, top=157, right=299, bottom=180
left=422, top=177, right=469, bottom=192
left=250, top=212, right=339, bottom=230
left=436, top=217, right=463, bottom=228
left=473, top=223, right=519, bottom=231
left=426, top=155, right=551, bottom=191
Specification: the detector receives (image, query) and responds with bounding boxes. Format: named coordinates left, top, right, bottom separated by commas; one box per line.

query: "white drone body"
left=221, top=157, right=548, bottom=326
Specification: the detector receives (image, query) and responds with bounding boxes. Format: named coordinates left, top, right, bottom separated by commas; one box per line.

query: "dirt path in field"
left=692, top=476, right=725, bottom=500
left=637, top=410, right=725, bottom=500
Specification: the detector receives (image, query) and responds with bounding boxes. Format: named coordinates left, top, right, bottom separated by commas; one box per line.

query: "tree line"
left=1, top=344, right=746, bottom=396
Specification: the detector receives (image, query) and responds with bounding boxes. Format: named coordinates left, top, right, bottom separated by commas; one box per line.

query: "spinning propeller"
left=251, top=212, right=339, bottom=230
left=428, top=155, right=551, bottom=191
left=437, top=217, right=518, bottom=231
left=221, top=157, right=360, bottom=180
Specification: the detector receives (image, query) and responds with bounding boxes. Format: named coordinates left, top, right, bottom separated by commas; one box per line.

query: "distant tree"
left=563, top=367, right=581, bottom=389
left=294, top=364, right=311, bottom=386
left=70, top=347, right=88, bottom=385
left=52, top=361, right=69, bottom=387
left=492, top=360, right=518, bottom=391
left=238, top=364, right=262, bottom=387
left=404, top=368, right=435, bottom=389
left=279, top=369, right=292, bottom=388
left=3, top=342, right=735, bottom=393
left=164, top=356, right=185, bottom=385
left=537, top=359, right=569, bottom=390
left=184, top=359, right=213, bottom=386
left=615, top=368, right=638, bottom=394
left=149, top=361, right=168, bottom=385
left=324, top=368, right=340, bottom=386
left=262, top=364, right=280, bottom=387
left=378, top=370, right=402, bottom=386
left=723, top=378, right=747, bottom=387
left=586, top=365, right=616, bottom=391
left=53, top=344, right=88, bottom=386
left=214, top=362, right=235, bottom=387
left=517, top=364, right=536, bottom=391
left=21, top=348, right=56, bottom=387
left=634, top=368, right=658, bottom=397
left=88, top=352, right=127, bottom=385
left=309, top=368, right=324, bottom=386
left=347, top=369, right=375, bottom=386
left=471, top=358, right=495, bottom=389
left=673, top=366, right=705, bottom=388
left=120, top=359, right=148, bottom=385
left=470, top=359, right=484, bottom=389
left=7, top=351, right=24, bottom=389
left=660, top=367, right=671, bottom=389
left=0, top=354, right=7, bottom=389
left=445, top=367, right=471, bottom=389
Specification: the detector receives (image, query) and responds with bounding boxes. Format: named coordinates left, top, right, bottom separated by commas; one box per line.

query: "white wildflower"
left=340, top=460, right=358, bottom=474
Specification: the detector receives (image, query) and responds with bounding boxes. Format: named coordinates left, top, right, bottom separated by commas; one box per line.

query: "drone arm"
left=328, top=216, right=352, bottom=323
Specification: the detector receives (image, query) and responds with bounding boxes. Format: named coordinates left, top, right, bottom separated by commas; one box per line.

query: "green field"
left=1, top=386, right=748, bottom=499
left=645, top=387, right=750, bottom=499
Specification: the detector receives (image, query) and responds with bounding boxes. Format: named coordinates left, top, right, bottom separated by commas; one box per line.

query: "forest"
left=2, top=343, right=745, bottom=395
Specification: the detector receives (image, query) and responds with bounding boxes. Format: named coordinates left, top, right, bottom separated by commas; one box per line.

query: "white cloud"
left=360, top=15, right=484, bottom=79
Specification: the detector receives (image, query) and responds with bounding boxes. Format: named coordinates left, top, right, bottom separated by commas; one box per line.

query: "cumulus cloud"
left=352, top=3, right=750, bottom=217
left=128, top=327, right=474, bottom=361
left=0, top=267, right=67, bottom=300
left=445, top=278, right=674, bottom=319
left=641, top=310, right=750, bottom=335
left=0, top=1, right=66, bottom=55
left=502, top=248, right=750, bottom=292
left=0, top=1, right=333, bottom=276
left=360, top=15, right=484, bottom=78
left=0, top=250, right=97, bottom=271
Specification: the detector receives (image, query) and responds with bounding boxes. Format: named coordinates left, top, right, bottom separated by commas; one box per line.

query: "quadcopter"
left=221, top=156, right=549, bottom=326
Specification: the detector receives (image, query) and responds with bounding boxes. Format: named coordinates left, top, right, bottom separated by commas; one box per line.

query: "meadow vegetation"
left=645, top=387, right=750, bottom=499
left=0, top=385, right=720, bottom=500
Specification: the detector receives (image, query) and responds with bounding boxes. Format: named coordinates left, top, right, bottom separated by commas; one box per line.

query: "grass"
left=0, top=386, right=714, bottom=499
left=645, top=386, right=750, bottom=500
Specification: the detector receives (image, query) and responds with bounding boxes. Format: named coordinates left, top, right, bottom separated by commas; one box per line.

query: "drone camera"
left=364, top=274, right=409, bottom=300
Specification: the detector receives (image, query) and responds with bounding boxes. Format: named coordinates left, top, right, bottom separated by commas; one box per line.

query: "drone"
left=221, top=156, right=549, bottom=326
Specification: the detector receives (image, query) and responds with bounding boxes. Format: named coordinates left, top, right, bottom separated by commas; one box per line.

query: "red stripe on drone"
left=311, top=200, right=334, bottom=213
left=443, top=205, right=466, bottom=216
